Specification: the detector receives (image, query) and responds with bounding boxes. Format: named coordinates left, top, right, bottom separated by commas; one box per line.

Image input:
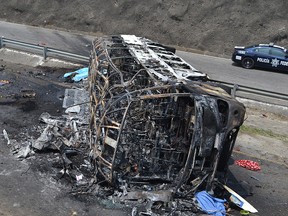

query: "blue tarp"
left=195, top=191, right=226, bottom=216
left=64, top=67, right=88, bottom=82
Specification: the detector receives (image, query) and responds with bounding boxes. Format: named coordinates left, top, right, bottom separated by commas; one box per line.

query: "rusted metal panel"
left=88, top=35, right=245, bottom=194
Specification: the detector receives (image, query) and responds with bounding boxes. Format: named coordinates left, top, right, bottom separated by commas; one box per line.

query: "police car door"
left=269, top=47, right=288, bottom=71
left=254, top=47, right=271, bottom=68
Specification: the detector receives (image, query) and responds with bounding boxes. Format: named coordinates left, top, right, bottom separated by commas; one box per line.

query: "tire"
left=241, top=57, right=255, bottom=69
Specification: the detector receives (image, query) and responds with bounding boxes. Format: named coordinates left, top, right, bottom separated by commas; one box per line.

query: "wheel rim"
left=243, top=58, right=254, bottom=69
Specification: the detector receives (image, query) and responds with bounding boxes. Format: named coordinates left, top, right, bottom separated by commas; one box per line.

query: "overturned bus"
left=88, top=35, right=245, bottom=195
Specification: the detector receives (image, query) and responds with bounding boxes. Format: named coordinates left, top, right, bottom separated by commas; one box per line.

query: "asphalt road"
left=1, top=21, right=287, bottom=100
left=177, top=51, right=288, bottom=94
left=0, top=21, right=93, bottom=56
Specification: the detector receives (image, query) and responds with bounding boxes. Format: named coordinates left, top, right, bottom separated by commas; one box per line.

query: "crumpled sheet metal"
left=32, top=112, right=87, bottom=151
left=88, top=35, right=246, bottom=195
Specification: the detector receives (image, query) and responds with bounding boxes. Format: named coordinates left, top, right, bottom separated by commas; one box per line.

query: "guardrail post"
left=232, top=84, right=239, bottom=98
left=0, top=36, right=4, bottom=48
left=43, top=46, right=48, bottom=60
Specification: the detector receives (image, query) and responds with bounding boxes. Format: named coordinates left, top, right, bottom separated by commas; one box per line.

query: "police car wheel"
left=241, top=57, right=254, bottom=69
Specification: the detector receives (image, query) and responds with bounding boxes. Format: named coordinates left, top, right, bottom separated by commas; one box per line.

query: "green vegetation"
left=240, top=125, right=288, bottom=142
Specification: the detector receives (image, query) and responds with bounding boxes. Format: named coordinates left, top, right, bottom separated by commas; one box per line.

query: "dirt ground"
left=0, top=0, right=287, bottom=57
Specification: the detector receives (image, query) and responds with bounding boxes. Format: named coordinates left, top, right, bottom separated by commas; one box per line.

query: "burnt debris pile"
left=88, top=35, right=246, bottom=214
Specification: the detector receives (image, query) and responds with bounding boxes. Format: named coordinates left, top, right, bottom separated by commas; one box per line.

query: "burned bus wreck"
left=88, top=35, right=245, bottom=201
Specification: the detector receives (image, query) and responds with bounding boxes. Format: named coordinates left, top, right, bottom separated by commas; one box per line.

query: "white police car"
left=232, top=43, right=288, bottom=72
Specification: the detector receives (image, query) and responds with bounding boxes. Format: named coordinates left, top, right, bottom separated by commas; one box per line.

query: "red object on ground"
left=235, top=160, right=261, bottom=171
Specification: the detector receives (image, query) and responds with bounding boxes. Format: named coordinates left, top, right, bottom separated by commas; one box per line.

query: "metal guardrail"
left=1, top=37, right=287, bottom=105
left=0, top=37, right=89, bottom=64
left=216, top=81, right=288, bottom=108
left=210, top=80, right=288, bottom=101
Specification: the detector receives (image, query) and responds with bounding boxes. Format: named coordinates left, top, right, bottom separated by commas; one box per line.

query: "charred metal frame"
left=88, top=35, right=245, bottom=193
